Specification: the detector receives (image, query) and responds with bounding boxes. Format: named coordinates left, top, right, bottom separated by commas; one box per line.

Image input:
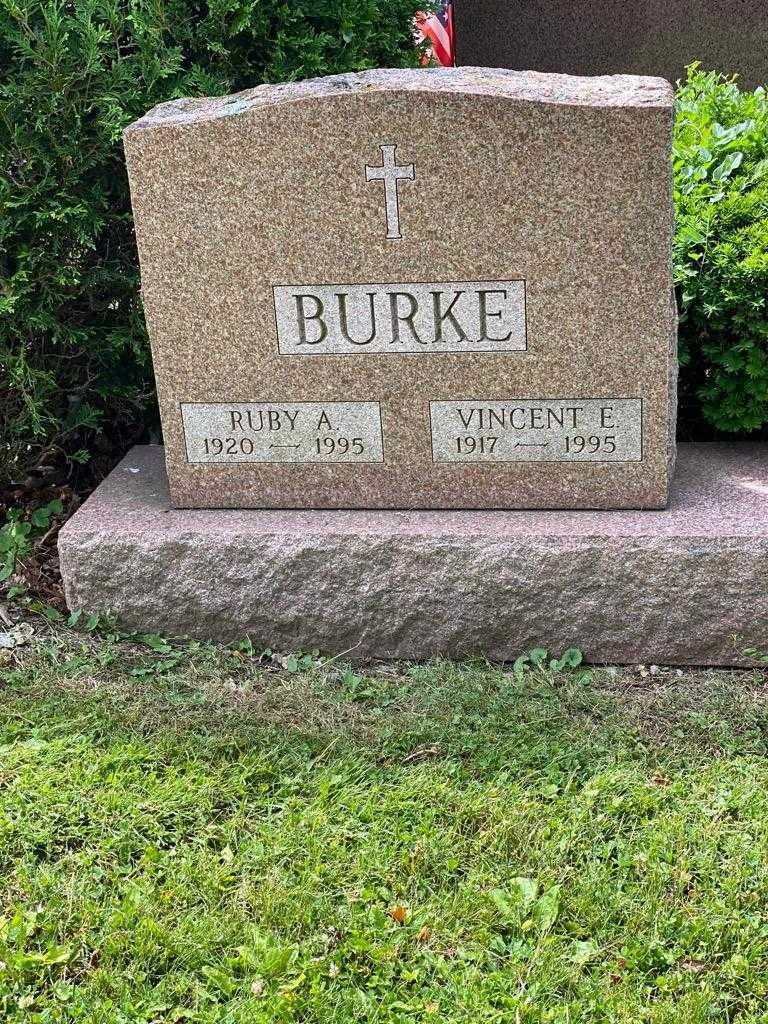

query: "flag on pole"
left=415, top=2, right=455, bottom=67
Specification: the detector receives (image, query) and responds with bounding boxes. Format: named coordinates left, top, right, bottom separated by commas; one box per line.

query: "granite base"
left=58, top=444, right=768, bottom=666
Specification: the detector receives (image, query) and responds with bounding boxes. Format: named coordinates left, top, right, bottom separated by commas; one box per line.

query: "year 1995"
left=564, top=434, right=617, bottom=455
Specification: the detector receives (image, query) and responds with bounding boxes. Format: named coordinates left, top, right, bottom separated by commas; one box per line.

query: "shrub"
left=0, top=0, right=427, bottom=488
left=674, top=67, right=768, bottom=436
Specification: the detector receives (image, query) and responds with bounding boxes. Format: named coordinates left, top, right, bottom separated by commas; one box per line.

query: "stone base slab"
left=58, top=444, right=768, bottom=666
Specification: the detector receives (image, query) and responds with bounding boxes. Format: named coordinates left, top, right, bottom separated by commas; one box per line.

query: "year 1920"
left=203, top=437, right=255, bottom=456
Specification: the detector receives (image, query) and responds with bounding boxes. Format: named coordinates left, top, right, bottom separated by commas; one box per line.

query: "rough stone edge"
left=124, top=67, right=674, bottom=135
left=58, top=527, right=768, bottom=668
left=57, top=446, right=768, bottom=667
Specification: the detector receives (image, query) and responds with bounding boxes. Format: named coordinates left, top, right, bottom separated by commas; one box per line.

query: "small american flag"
left=415, top=2, right=455, bottom=67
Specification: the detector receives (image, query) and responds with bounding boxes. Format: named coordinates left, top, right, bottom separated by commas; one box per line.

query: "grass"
left=2, top=628, right=768, bottom=1022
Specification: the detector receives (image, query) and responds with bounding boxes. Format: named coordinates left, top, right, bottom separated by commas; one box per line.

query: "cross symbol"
left=365, top=143, right=415, bottom=241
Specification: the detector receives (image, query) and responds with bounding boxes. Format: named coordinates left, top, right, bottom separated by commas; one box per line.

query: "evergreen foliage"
left=674, top=68, right=768, bottom=436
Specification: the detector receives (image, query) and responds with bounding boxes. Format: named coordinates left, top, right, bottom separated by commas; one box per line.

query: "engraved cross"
left=365, top=144, right=415, bottom=240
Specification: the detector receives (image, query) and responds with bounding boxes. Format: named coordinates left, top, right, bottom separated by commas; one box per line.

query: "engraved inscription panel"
left=181, top=402, right=383, bottom=464
left=430, top=399, right=643, bottom=463
left=274, top=281, right=527, bottom=355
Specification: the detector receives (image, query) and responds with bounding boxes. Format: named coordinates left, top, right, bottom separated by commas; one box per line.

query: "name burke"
left=273, top=280, right=527, bottom=355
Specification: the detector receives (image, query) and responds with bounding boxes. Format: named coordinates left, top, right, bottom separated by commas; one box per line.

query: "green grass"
left=2, top=630, right=768, bottom=1022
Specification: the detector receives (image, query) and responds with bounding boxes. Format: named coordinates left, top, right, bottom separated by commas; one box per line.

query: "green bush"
left=0, top=0, right=427, bottom=488
left=674, top=67, right=768, bottom=436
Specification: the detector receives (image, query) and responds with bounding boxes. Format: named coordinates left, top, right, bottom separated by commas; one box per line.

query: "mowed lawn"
left=2, top=631, right=768, bottom=1022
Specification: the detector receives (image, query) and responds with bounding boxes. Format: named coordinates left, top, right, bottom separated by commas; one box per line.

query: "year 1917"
left=455, top=435, right=499, bottom=455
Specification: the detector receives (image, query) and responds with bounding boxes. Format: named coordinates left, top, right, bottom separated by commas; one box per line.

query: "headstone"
left=455, top=0, right=768, bottom=91
left=124, top=67, right=676, bottom=510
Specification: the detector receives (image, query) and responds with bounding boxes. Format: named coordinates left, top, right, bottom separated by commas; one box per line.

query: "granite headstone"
left=124, top=67, right=677, bottom=510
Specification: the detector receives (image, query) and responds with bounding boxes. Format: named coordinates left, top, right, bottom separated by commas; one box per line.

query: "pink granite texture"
left=124, top=67, right=677, bottom=511
left=58, top=444, right=768, bottom=666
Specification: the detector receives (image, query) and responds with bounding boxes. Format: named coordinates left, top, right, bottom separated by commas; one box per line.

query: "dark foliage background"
left=1, top=13, right=767, bottom=494
left=0, top=0, right=427, bottom=490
